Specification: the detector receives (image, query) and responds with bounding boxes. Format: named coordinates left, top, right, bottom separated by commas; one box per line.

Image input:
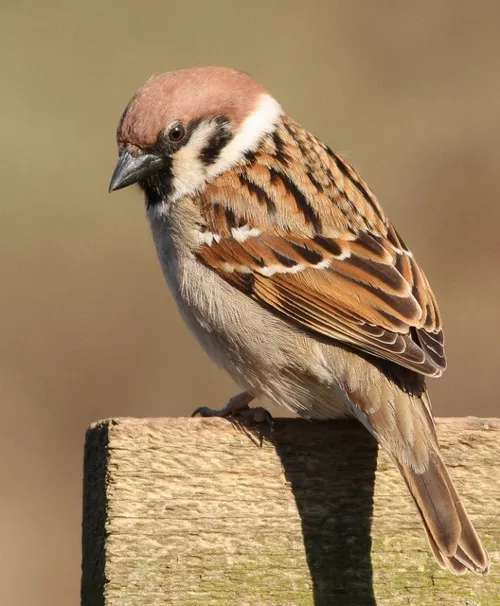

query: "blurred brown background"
left=1, top=1, right=499, bottom=604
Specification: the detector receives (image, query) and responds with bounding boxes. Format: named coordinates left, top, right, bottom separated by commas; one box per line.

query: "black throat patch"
left=140, top=155, right=174, bottom=208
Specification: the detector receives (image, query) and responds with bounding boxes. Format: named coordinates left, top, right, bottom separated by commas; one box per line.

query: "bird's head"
left=109, top=67, right=282, bottom=206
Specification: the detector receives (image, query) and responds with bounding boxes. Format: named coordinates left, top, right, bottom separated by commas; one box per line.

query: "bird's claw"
left=191, top=405, right=229, bottom=418
left=238, top=406, right=275, bottom=431
left=191, top=393, right=275, bottom=443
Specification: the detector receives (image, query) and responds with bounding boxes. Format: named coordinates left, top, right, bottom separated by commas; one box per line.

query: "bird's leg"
left=192, top=391, right=274, bottom=428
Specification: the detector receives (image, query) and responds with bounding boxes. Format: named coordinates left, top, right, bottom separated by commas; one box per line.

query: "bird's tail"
left=395, top=448, right=489, bottom=575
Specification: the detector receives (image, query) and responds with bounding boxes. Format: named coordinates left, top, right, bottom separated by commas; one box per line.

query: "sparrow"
left=109, top=66, right=489, bottom=575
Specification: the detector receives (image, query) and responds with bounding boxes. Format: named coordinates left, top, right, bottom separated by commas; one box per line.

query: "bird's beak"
left=109, top=150, right=164, bottom=192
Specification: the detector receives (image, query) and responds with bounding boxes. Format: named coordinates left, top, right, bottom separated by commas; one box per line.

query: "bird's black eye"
left=167, top=123, right=186, bottom=143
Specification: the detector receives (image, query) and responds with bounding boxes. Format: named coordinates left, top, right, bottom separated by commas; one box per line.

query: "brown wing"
left=193, top=117, right=445, bottom=377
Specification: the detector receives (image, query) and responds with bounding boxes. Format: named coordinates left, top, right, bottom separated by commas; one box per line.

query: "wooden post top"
left=82, top=417, right=500, bottom=605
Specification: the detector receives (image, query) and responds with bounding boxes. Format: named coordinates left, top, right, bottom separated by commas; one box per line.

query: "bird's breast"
left=147, top=203, right=353, bottom=418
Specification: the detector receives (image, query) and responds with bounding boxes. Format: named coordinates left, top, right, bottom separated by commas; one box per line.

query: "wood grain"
left=81, top=417, right=500, bottom=605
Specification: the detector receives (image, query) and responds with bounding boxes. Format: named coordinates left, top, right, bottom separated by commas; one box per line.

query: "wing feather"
left=192, top=117, right=446, bottom=377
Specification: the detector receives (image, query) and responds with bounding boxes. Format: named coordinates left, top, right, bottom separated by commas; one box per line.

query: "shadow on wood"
left=271, top=420, right=378, bottom=605
left=81, top=422, right=108, bottom=606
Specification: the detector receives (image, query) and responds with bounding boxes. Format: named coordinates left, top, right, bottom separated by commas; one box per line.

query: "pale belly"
left=158, top=241, right=352, bottom=419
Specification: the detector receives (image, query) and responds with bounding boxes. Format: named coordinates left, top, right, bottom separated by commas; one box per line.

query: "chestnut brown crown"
left=117, top=67, right=268, bottom=149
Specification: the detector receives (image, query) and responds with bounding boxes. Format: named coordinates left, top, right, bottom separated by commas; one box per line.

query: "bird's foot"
left=192, top=391, right=274, bottom=443
left=192, top=391, right=253, bottom=419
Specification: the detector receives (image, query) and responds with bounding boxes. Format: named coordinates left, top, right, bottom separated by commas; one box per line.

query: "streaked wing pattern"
left=193, top=116, right=445, bottom=377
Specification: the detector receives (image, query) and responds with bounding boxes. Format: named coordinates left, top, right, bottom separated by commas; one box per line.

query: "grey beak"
left=109, top=150, right=164, bottom=192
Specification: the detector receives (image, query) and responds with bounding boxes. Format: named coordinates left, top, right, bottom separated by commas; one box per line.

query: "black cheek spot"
left=200, top=120, right=233, bottom=165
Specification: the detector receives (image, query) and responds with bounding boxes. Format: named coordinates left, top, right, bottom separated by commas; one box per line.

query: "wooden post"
left=81, top=418, right=499, bottom=605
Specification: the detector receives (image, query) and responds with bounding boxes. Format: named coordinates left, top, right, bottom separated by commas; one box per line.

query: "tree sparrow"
left=109, top=67, right=489, bottom=574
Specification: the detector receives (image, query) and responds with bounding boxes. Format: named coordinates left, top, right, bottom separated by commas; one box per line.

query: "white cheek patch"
left=171, top=121, right=218, bottom=199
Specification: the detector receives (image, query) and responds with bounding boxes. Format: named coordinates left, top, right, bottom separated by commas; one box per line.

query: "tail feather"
left=345, top=357, right=489, bottom=574
left=396, top=451, right=489, bottom=575
left=417, top=499, right=470, bottom=575
left=424, top=525, right=468, bottom=575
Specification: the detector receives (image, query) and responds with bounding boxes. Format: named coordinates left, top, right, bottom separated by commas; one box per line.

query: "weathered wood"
left=81, top=417, right=500, bottom=605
